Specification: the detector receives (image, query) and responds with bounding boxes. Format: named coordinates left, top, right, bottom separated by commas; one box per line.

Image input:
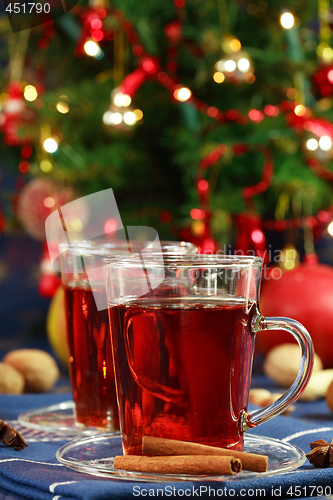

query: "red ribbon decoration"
left=193, top=143, right=274, bottom=255
left=119, top=57, right=160, bottom=98
left=241, top=145, right=274, bottom=205
left=305, top=158, right=333, bottom=181
left=196, top=143, right=274, bottom=208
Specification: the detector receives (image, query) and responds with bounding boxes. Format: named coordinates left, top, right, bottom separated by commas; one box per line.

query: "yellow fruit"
left=46, top=285, right=69, bottom=368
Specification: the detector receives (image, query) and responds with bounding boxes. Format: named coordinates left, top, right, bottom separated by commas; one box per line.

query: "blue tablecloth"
left=1, top=385, right=333, bottom=500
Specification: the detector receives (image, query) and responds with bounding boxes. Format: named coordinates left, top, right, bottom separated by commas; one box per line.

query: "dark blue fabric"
left=1, top=387, right=333, bottom=500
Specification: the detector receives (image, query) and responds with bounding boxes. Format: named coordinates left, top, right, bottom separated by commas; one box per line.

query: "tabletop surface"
left=0, top=374, right=333, bottom=500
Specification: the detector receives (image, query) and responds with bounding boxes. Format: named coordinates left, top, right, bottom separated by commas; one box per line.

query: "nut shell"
left=300, top=369, right=333, bottom=401
left=0, top=362, right=25, bottom=394
left=263, top=343, right=323, bottom=387
left=326, top=379, right=333, bottom=412
left=3, top=349, right=60, bottom=392
left=248, top=388, right=272, bottom=406
left=249, top=388, right=294, bottom=415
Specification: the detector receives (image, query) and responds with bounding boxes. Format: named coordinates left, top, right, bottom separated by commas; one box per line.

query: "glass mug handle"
left=241, top=315, right=314, bottom=432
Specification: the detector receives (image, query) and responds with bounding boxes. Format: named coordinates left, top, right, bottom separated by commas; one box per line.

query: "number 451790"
left=6, top=3, right=51, bottom=13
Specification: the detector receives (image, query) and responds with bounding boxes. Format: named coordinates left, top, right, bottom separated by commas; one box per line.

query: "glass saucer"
left=56, top=433, right=306, bottom=482
left=18, top=401, right=120, bottom=436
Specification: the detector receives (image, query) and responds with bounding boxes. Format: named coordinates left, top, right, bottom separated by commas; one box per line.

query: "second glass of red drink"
left=59, top=240, right=197, bottom=431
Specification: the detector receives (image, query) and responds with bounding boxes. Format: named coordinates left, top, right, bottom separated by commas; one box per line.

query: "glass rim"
left=59, top=240, right=197, bottom=253
left=103, top=253, right=264, bottom=269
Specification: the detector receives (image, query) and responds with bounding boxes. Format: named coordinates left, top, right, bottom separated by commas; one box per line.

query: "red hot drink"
left=108, top=296, right=256, bottom=454
left=64, top=282, right=119, bottom=430
left=104, top=253, right=314, bottom=455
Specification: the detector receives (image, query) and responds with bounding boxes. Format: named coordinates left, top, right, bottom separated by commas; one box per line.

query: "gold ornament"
left=102, top=90, right=142, bottom=130
left=214, top=50, right=254, bottom=84
left=304, top=131, right=333, bottom=161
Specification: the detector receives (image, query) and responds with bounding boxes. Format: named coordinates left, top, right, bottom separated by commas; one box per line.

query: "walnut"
left=0, top=363, right=25, bottom=394
left=3, top=349, right=60, bottom=392
left=300, top=369, right=333, bottom=401
left=263, top=343, right=323, bottom=388
left=325, top=379, right=333, bottom=412
left=248, top=388, right=294, bottom=415
left=248, top=388, right=272, bottom=406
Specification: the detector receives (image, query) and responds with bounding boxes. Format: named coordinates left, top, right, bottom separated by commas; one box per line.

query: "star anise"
left=0, top=420, right=27, bottom=451
left=306, top=439, right=333, bottom=468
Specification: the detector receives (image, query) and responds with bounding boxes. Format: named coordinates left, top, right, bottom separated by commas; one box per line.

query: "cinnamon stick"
left=113, top=454, right=242, bottom=475
left=142, top=436, right=268, bottom=473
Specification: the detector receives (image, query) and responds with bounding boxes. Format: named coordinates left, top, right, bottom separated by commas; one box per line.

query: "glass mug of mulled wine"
left=59, top=240, right=197, bottom=431
left=103, top=254, right=314, bottom=453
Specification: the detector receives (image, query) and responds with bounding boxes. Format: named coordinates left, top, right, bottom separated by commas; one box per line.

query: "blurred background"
left=1, top=0, right=333, bottom=371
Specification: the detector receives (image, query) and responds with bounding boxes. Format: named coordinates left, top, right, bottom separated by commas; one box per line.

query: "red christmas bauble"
left=164, top=21, right=182, bottom=43
left=312, top=64, right=333, bottom=98
left=256, top=254, right=333, bottom=368
left=16, top=178, right=75, bottom=241
left=38, top=273, right=61, bottom=299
